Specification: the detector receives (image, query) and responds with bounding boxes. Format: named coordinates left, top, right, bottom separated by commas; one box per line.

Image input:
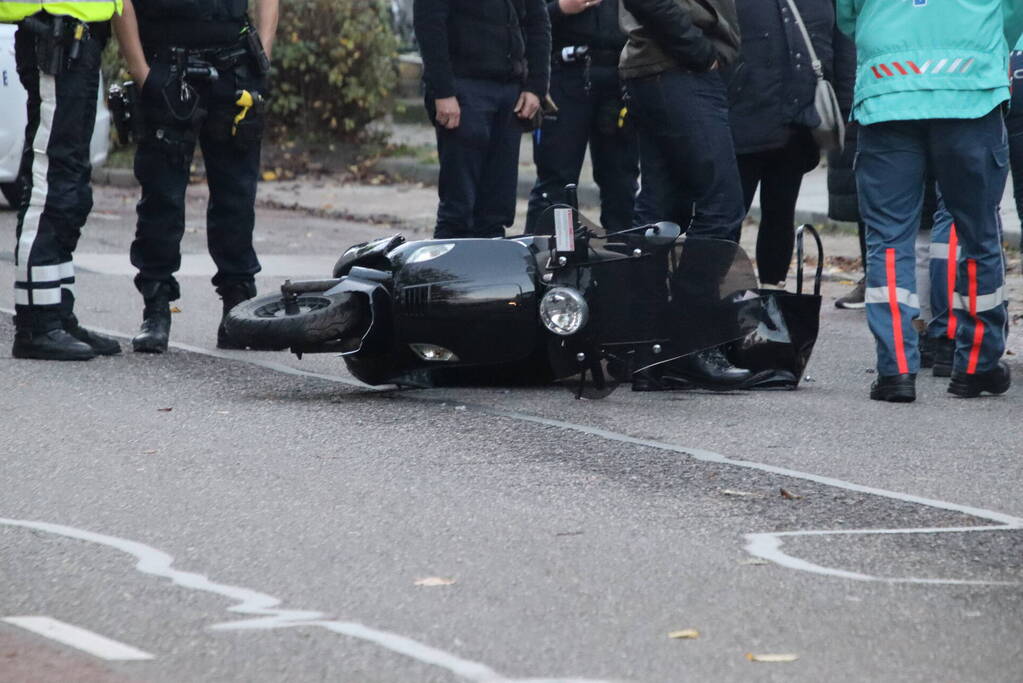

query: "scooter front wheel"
left=224, top=291, right=366, bottom=351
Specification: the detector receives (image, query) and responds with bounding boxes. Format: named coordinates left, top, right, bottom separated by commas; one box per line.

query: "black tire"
left=224, top=291, right=366, bottom=351
left=1, top=177, right=27, bottom=210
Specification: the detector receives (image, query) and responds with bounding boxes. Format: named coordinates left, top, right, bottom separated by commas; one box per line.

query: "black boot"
left=870, top=373, right=916, bottom=403
left=63, top=312, right=121, bottom=356
left=12, top=327, right=96, bottom=361
left=948, top=362, right=1011, bottom=398
left=931, top=337, right=955, bottom=378
left=661, top=347, right=753, bottom=390
left=216, top=281, right=256, bottom=349
left=133, top=281, right=174, bottom=353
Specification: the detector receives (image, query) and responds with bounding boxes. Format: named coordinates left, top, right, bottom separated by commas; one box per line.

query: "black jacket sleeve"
left=523, top=0, right=552, bottom=95
left=413, top=0, right=456, bottom=99
left=831, top=23, right=855, bottom=117
left=622, top=0, right=717, bottom=71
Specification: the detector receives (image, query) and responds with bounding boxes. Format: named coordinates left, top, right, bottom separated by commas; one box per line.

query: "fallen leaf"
left=747, top=653, right=799, bottom=663
left=142, top=450, right=157, bottom=455
left=779, top=488, right=803, bottom=500
left=262, top=170, right=279, bottom=181
left=170, top=306, right=182, bottom=314
left=722, top=489, right=758, bottom=497
left=414, top=577, right=455, bottom=587
left=738, top=558, right=769, bottom=566
left=668, top=629, right=700, bottom=640
left=157, top=408, right=173, bottom=412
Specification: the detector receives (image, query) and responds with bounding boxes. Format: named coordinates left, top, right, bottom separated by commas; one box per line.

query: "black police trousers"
left=525, top=63, right=638, bottom=233
left=13, top=18, right=106, bottom=332
left=131, top=43, right=265, bottom=299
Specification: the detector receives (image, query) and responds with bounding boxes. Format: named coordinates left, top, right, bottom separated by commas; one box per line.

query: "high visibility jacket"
left=0, top=1, right=122, bottom=24
left=836, top=0, right=1023, bottom=125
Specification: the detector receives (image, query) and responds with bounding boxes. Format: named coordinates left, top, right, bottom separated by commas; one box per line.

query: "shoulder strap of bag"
left=782, top=0, right=823, bottom=81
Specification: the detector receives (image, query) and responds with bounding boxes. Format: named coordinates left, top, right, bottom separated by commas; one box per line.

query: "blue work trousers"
left=857, top=108, right=1008, bottom=377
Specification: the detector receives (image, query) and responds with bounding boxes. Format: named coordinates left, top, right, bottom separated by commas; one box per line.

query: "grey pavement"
left=0, top=183, right=1021, bottom=683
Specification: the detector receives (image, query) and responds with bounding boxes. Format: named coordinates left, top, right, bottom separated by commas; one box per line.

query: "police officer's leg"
left=525, top=66, right=591, bottom=234
left=129, top=68, right=197, bottom=352
left=430, top=79, right=491, bottom=239
left=11, top=22, right=96, bottom=360
left=930, top=109, right=1010, bottom=396
left=588, top=68, right=638, bottom=234
left=856, top=119, right=926, bottom=399
left=200, top=87, right=263, bottom=347
left=473, top=82, right=522, bottom=238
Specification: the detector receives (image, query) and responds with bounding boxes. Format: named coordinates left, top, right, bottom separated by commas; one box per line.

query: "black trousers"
left=736, top=131, right=818, bottom=285
left=525, top=63, right=638, bottom=233
left=1009, top=49, right=1023, bottom=247
left=427, top=78, right=522, bottom=238
left=13, top=19, right=106, bottom=332
left=131, top=43, right=265, bottom=298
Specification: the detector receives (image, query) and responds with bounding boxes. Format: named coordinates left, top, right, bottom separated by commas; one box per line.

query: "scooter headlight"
left=407, top=243, right=455, bottom=264
left=540, top=287, right=589, bottom=336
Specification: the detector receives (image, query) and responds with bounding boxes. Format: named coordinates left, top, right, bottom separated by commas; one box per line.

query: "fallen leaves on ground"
left=157, top=408, right=173, bottom=412
left=746, top=653, right=799, bottom=663
left=667, top=629, right=700, bottom=640
left=170, top=306, right=182, bottom=314
left=414, top=577, right=456, bottom=587
left=779, top=488, right=803, bottom=500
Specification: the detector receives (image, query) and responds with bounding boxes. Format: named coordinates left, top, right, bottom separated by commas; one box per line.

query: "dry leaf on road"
left=414, top=577, right=456, bottom=587
left=779, top=488, right=803, bottom=500
left=738, top=558, right=769, bottom=566
left=667, top=629, right=700, bottom=640
left=746, top=653, right=799, bottom=663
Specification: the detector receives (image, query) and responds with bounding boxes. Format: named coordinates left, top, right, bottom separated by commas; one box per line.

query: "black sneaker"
left=12, top=328, right=97, bottom=361
left=64, top=314, right=121, bottom=356
left=948, top=362, right=1011, bottom=398
left=869, top=373, right=916, bottom=403
left=835, top=278, right=866, bottom=310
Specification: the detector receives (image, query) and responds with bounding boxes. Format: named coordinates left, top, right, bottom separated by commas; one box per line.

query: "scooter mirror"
left=644, top=221, right=682, bottom=246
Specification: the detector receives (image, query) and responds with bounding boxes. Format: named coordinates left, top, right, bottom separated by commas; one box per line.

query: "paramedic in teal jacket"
left=837, top=0, right=1023, bottom=402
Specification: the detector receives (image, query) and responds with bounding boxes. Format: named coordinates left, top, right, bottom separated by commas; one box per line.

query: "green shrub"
left=268, top=0, right=400, bottom=141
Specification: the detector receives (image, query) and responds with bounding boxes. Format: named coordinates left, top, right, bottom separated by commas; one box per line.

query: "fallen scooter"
left=225, top=191, right=822, bottom=398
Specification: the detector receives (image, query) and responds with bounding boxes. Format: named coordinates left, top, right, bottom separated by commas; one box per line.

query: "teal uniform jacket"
left=836, top=0, right=1023, bottom=125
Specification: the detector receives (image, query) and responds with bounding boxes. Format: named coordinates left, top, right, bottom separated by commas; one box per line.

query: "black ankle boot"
left=661, top=347, right=753, bottom=390
left=63, top=313, right=121, bottom=355
left=12, top=327, right=97, bottom=361
left=216, top=281, right=256, bottom=349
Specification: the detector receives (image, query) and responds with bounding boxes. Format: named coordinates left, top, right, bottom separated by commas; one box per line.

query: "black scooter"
left=225, top=194, right=821, bottom=398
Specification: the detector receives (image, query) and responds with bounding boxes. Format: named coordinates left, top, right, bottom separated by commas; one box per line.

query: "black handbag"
left=729, top=224, right=823, bottom=389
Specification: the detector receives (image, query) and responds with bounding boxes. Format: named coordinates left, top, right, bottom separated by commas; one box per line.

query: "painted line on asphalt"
left=0, top=519, right=612, bottom=683
left=2, top=616, right=154, bottom=661
left=3, top=307, right=1020, bottom=585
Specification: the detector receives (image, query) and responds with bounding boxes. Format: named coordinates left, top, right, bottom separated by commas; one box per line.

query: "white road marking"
left=2, top=616, right=154, bottom=661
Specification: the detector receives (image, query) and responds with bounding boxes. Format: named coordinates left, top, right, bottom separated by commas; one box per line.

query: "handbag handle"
left=783, top=0, right=824, bottom=81
left=795, top=224, right=824, bottom=296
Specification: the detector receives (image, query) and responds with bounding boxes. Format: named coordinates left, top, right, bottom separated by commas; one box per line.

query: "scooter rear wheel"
left=224, top=291, right=366, bottom=351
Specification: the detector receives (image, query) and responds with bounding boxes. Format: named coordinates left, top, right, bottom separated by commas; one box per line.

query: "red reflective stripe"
left=886, top=249, right=909, bottom=374
left=966, top=259, right=984, bottom=374
left=872, top=66, right=884, bottom=79
left=907, top=61, right=922, bottom=74
left=880, top=64, right=894, bottom=77
left=947, top=224, right=958, bottom=340
left=893, top=62, right=908, bottom=75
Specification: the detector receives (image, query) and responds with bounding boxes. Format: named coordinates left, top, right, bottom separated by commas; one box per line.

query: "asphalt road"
left=1, top=184, right=1021, bottom=683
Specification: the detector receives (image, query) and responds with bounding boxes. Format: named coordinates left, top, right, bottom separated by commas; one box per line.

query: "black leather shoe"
left=662, top=348, right=752, bottom=390
left=869, top=373, right=916, bottom=402
left=931, top=337, right=955, bottom=378
left=133, top=302, right=171, bottom=353
left=216, top=282, right=256, bottom=349
left=948, top=362, right=1011, bottom=398
left=12, top=328, right=96, bottom=361
left=64, top=314, right=121, bottom=355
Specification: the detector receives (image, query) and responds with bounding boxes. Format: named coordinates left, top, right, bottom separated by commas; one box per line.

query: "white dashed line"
left=2, top=616, right=154, bottom=661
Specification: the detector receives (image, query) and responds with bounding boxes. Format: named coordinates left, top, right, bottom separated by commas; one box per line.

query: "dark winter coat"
left=618, top=0, right=742, bottom=79
left=414, top=0, right=551, bottom=99
left=826, top=25, right=858, bottom=223
left=726, top=0, right=835, bottom=156
left=547, top=0, right=625, bottom=55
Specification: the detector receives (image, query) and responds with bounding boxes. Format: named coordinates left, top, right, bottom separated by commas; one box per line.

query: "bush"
left=268, top=0, right=399, bottom=141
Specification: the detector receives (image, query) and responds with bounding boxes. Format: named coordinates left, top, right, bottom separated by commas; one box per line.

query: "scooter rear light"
left=540, top=287, right=589, bottom=336
left=409, top=343, right=460, bottom=362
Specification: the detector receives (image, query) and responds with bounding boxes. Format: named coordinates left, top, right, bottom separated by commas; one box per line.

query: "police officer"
left=524, top=0, right=637, bottom=234
left=3, top=0, right=124, bottom=360
left=113, top=0, right=277, bottom=352
left=837, top=0, right=1023, bottom=401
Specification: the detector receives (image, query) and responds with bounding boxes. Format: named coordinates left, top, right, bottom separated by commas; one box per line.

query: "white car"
left=0, top=23, right=110, bottom=208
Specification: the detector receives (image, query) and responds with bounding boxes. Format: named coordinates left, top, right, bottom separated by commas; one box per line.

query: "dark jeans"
left=525, top=64, right=638, bottom=233
left=625, top=69, right=744, bottom=241
left=1009, top=49, right=1023, bottom=246
left=428, top=78, right=522, bottom=238
left=737, top=131, right=818, bottom=284
left=132, top=43, right=265, bottom=297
